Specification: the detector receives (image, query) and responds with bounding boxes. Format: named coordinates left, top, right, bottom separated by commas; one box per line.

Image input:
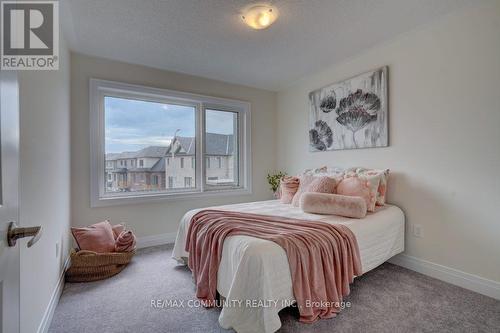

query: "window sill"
left=90, top=187, right=253, bottom=208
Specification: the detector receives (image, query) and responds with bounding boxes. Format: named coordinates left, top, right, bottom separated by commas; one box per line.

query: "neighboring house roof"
left=106, top=133, right=234, bottom=164
left=167, top=133, right=234, bottom=156
left=106, top=146, right=169, bottom=160
left=105, top=153, right=121, bottom=160
left=167, top=136, right=195, bottom=155
left=135, top=146, right=169, bottom=158
left=206, top=133, right=234, bottom=155
left=150, top=158, right=166, bottom=172
left=105, top=151, right=137, bottom=160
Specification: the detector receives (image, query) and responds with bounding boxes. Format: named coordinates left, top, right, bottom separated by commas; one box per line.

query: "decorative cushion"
left=336, top=176, right=376, bottom=212
left=354, top=168, right=390, bottom=205
left=360, top=175, right=380, bottom=212
left=303, top=166, right=345, bottom=178
left=300, top=192, right=367, bottom=218
left=292, top=175, right=337, bottom=207
left=302, top=166, right=327, bottom=175
left=308, top=176, right=337, bottom=194
left=71, top=221, right=116, bottom=253
left=280, top=176, right=300, bottom=204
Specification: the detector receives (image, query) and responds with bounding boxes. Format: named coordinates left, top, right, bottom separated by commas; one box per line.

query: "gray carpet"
left=49, top=245, right=500, bottom=333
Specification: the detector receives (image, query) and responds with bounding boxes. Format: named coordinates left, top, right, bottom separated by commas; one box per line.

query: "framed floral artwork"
left=308, top=67, right=388, bottom=151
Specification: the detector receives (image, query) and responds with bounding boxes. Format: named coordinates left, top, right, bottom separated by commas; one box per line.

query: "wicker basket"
left=65, top=249, right=135, bottom=282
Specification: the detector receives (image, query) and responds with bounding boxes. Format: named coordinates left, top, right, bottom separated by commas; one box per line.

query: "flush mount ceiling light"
left=241, top=5, right=278, bottom=30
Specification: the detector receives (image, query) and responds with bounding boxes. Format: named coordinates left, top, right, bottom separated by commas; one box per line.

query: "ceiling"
left=62, top=0, right=473, bottom=91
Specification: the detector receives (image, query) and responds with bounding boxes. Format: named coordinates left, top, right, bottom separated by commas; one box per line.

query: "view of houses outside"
left=104, top=96, right=238, bottom=194
left=105, top=133, right=236, bottom=193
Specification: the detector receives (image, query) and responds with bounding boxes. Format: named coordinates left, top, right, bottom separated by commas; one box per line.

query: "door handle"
left=7, top=222, right=42, bottom=248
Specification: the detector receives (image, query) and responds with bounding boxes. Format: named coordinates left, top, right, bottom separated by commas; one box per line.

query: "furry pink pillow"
left=71, top=221, right=116, bottom=253
left=308, top=176, right=337, bottom=194
left=292, top=176, right=337, bottom=207
left=336, top=176, right=376, bottom=212
left=300, top=192, right=367, bottom=218
left=280, top=176, right=300, bottom=204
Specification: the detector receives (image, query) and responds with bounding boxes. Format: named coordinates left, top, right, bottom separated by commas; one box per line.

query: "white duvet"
left=172, top=200, right=405, bottom=333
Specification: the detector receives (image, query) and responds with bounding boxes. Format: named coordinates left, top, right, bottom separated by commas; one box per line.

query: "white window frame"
left=90, top=79, right=252, bottom=207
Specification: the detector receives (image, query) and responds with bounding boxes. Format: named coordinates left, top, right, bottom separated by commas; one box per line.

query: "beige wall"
left=276, top=2, right=500, bottom=282
left=19, top=38, right=71, bottom=332
left=71, top=53, right=276, bottom=237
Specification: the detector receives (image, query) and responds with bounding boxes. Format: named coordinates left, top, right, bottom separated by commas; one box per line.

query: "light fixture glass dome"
left=241, top=5, right=278, bottom=30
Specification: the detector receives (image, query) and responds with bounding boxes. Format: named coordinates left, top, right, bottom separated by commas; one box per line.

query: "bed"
left=172, top=199, right=405, bottom=333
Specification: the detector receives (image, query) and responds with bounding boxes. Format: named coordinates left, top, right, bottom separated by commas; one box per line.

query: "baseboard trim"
left=389, top=254, right=500, bottom=300
left=136, top=232, right=177, bottom=249
left=37, top=255, right=71, bottom=333
left=36, top=232, right=175, bottom=332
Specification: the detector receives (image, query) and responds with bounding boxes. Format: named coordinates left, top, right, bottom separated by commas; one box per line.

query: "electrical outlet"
left=412, top=224, right=423, bottom=238
left=56, top=242, right=60, bottom=258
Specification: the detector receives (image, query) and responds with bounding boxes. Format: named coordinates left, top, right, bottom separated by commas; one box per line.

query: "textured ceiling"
left=62, top=0, right=473, bottom=91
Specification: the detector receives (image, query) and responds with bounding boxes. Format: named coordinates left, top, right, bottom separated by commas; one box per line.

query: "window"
left=90, top=79, right=251, bottom=207
left=205, top=110, right=239, bottom=187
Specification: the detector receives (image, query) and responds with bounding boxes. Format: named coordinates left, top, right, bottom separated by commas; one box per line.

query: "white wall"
left=276, top=2, right=500, bottom=282
left=19, top=38, right=71, bottom=332
left=71, top=53, right=276, bottom=238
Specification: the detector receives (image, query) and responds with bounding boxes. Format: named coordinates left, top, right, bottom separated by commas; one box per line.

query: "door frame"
left=0, top=70, right=21, bottom=333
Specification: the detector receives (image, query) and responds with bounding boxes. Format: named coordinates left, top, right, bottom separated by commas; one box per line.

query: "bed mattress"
left=172, top=200, right=404, bottom=333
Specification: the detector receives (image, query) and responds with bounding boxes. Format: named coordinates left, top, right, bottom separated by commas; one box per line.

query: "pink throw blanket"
left=185, top=209, right=362, bottom=324
left=115, top=230, right=136, bottom=252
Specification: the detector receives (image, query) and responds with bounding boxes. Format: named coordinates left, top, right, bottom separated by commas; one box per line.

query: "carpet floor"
left=49, top=245, right=500, bottom=333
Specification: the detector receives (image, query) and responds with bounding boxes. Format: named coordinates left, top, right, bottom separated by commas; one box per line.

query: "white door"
left=0, top=71, right=20, bottom=333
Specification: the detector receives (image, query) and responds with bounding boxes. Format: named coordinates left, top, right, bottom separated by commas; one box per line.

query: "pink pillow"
left=336, top=176, right=375, bottom=212
left=354, top=168, right=390, bottom=205
left=71, top=221, right=116, bottom=253
left=300, top=192, right=367, bottom=218
left=358, top=175, right=380, bottom=212
left=280, top=176, right=300, bottom=204
left=292, top=175, right=337, bottom=207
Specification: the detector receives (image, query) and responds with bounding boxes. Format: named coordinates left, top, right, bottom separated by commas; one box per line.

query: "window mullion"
left=199, top=104, right=206, bottom=193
